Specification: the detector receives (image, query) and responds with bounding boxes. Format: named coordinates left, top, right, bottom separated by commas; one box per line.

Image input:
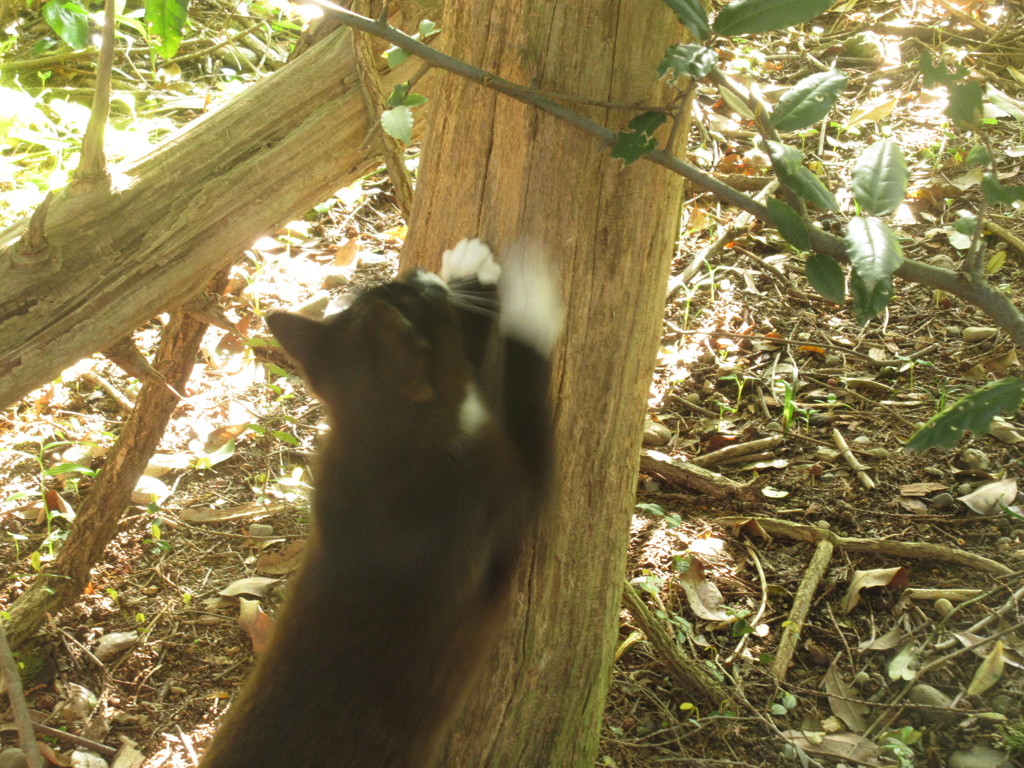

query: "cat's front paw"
left=441, top=238, right=501, bottom=286
left=499, top=241, right=563, bottom=357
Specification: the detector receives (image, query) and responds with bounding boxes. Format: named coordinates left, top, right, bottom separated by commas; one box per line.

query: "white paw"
left=499, top=241, right=563, bottom=357
left=440, top=238, right=501, bottom=286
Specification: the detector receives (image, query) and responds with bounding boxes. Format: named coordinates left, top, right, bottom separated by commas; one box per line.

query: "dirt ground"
left=3, top=1, right=1024, bottom=766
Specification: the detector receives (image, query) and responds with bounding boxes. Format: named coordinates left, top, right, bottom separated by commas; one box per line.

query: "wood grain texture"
left=401, top=1, right=687, bottom=764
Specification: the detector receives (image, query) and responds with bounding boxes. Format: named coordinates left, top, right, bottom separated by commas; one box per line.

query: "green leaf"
left=713, top=0, right=834, bottom=36
left=965, top=145, right=990, bottom=166
left=851, top=138, right=909, bottom=215
left=846, top=217, right=901, bottom=323
left=765, top=140, right=803, bottom=176
left=918, top=51, right=967, bottom=88
left=906, top=378, right=1024, bottom=451
left=771, top=70, right=847, bottom=132
left=43, top=462, right=96, bottom=477
left=611, top=111, right=668, bottom=164
left=271, top=430, right=300, bottom=446
left=792, top=166, right=839, bottom=211
left=981, top=172, right=1024, bottom=207
left=951, top=210, right=978, bottom=236
left=659, top=0, right=711, bottom=40
left=766, top=197, right=811, bottom=251
left=144, top=0, right=188, bottom=59
left=850, top=269, right=893, bottom=324
left=386, top=46, right=411, bottom=69
left=658, top=44, right=718, bottom=84
left=387, top=82, right=411, bottom=107
left=402, top=93, right=428, bottom=107
left=41, top=0, right=90, bottom=50
left=946, top=81, right=984, bottom=131
left=418, top=19, right=439, bottom=38
left=381, top=105, right=414, bottom=144
left=766, top=141, right=838, bottom=210
left=805, top=253, right=845, bottom=304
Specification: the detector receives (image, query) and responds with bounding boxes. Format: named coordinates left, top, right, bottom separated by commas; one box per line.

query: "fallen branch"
left=641, top=450, right=768, bottom=502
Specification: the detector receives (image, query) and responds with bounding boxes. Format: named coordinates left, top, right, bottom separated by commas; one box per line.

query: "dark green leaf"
left=387, top=82, right=411, bottom=107
left=144, top=0, right=188, bottom=59
left=965, top=145, right=990, bottom=166
left=906, top=378, right=1024, bottom=451
left=766, top=197, right=811, bottom=251
left=946, top=81, right=984, bottom=131
left=713, top=0, right=834, bottom=36
left=659, top=0, right=711, bottom=41
left=659, top=44, right=718, bottom=84
left=766, top=141, right=838, bottom=210
left=805, top=253, right=845, bottom=304
left=981, top=172, right=1024, bottom=206
left=851, top=138, right=909, bottom=215
left=765, top=140, right=803, bottom=176
left=850, top=269, right=893, bottom=324
left=611, top=111, right=668, bottom=164
left=41, top=0, right=89, bottom=50
left=792, top=167, right=839, bottom=211
left=381, top=105, right=414, bottom=144
left=847, top=217, right=901, bottom=323
left=771, top=70, right=847, bottom=132
left=918, top=51, right=967, bottom=88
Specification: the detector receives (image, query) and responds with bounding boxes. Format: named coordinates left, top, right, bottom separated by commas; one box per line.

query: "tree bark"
left=0, top=20, right=430, bottom=411
left=401, top=1, right=686, bottom=764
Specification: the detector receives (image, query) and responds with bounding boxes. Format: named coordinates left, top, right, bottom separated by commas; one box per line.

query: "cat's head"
left=267, top=270, right=474, bottom=437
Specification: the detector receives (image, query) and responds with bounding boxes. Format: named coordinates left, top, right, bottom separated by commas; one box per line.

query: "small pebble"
left=852, top=435, right=872, bottom=444
left=765, top=421, right=782, bottom=431
left=957, top=483, right=973, bottom=496
left=642, top=420, right=672, bottom=447
left=930, top=493, right=955, bottom=509
left=823, top=354, right=842, bottom=367
left=948, top=746, right=1011, bottom=768
left=249, top=524, right=275, bottom=538
left=853, top=671, right=871, bottom=685
left=865, top=448, right=891, bottom=459
left=813, top=520, right=830, bottom=529
left=959, top=448, right=990, bottom=471
left=908, top=684, right=953, bottom=723
left=995, top=536, right=1012, bottom=551
left=933, top=598, right=954, bottom=618
left=642, top=478, right=660, bottom=493
left=0, top=749, right=28, bottom=768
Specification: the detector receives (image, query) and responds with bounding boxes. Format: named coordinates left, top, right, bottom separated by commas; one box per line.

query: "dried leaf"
left=824, top=662, right=869, bottom=732
left=238, top=597, right=275, bottom=654
left=900, top=482, right=947, bottom=496
left=179, top=500, right=290, bottom=523
left=840, top=566, right=909, bottom=614
left=953, top=632, right=1022, bottom=669
left=988, top=417, right=1024, bottom=445
left=888, top=643, right=919, bottom=681
left=781, top=730, right=884, bottom=761
left=858, top=626, right=903, bottom=651
left=967, top=640, right=1005, bottom=695
left=958, top=478, right=1017, bottom=515
left=220, top=576, right=279, bottom=598
left=678, top=556, right=730, bottom=621
left=257, top=541, right=306, bottom=575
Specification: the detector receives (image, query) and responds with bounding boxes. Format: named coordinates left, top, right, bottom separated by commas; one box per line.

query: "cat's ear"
left=266, top=312, right=332, bottom=379
left=364, top=300, right=435, bottom=403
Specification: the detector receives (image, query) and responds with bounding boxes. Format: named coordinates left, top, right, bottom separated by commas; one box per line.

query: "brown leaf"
left=824, top=662, right=869, bottom=732
left=840, top=567, right=909, bottom=614
left=257, top=541, right=306, bottom=575
left=220, top=576, right=279, bottom=598
left=678, top=556, right=730, bottom=621
left=899, top=482, right=947, bottom=497
left=238, top=598, right=275, bottom=654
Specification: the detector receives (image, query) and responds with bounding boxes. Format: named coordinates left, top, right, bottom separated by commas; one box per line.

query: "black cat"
left=198, top=239, right=561, bottom=768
